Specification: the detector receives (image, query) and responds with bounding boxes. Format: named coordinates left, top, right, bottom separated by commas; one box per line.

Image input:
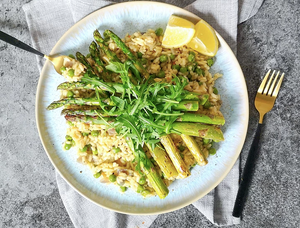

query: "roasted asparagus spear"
left=146, top=143, right=178, bottom=179
left=160, top=135, right=191, bottom=179
left=181, top=135, right=208, bottom=166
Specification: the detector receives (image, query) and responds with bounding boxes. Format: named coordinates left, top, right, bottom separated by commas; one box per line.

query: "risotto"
left=50, top=28, right=224, bottom=198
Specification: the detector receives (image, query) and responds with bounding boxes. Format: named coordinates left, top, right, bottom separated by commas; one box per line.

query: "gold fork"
left=233, top=69, right=285, bottom=218
left=0, top=30, right=70, bottom=74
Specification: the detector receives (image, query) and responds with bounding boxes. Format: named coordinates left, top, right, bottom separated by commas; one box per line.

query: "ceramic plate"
left=36, top=2, right=248, bottom=214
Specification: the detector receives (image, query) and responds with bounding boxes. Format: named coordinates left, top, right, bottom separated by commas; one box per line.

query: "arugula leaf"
left=117, top=114, right=142, bottom=143
left=110, top=96, right=125, bottom=110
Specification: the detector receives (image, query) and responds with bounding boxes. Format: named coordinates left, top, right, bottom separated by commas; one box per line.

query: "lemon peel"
left=187, top=19, right=219, bottom=56
left=162, top=15, right=195, bottom=48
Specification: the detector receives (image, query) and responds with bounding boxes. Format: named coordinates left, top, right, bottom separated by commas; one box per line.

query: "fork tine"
left=267, top=71, right=280, bottom=96
left=258, top=69, right=271, bottom=94
left=263, top=70, right=276, bottom=94
left=272, top=72, right=285, bottom=97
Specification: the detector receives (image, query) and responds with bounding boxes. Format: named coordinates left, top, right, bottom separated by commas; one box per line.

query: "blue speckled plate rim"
left=35, top=1, right=249, bottom=215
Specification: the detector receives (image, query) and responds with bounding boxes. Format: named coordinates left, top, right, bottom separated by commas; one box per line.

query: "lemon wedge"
left=162, top=15, right=195, bottom=48
left=187, top=19, right=219, bottom=56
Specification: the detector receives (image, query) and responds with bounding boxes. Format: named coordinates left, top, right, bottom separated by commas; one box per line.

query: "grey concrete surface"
left=0, top=0, right=299, bottom=227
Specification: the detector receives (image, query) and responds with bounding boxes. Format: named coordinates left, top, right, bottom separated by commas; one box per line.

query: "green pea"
left=155, top=28, right=164, bottom=36
left=142, top=189, right=151, bottom=196
left=203, top=138, right=212, bottom=145
left=82, top=132, right=89, bottom=136
left=203, top=100, right=212, bottom=109
left=189, top=51, right=195, bottom=56
left=159, top=55, right=168, bottom=63
left=66, top=90, right=74, bottom=98
left=198, top=82, right=203, bottom=86
left=179, top=67, right=187, bottom=73
left=157, top=71, right=165, bottom=78
left=188, top=54, right=195, bottom=62
left=172, top=64, right=180, bottom=71
left=109, top=174, right=117, bottom=182
left=68, top=54, right=75, bottom=59
left=207, top=59, right=214, bottom=67
left=137, top=51, right=143, bottom=58
left=141, top=58, right=147, bottom=65
left=68, top=69, right=75, bottom=77
left=65, top=135, right=72, bottom=141
left=139, top=176, right=147, bottom=185
left=80, top=145, right=88, bottom=152
left=60, top=66, right=66, bottom=72
left=178, top=145, right=185, bottom=152
left=209, top=148, right=217, bottom=155
left=137, top=184, right=144, bottom=193
left=64, top=143, right=72, bottom=150
left=91, top=130, right=99, bottom=137
left=120, top=186, right=127, bottom=192
left=93, top=172, right=101, bottom=178
left=187, top=64, right=194, bottom=71
left=112, top=147, right=121, bottom=153
left=92, top=150, right=98, bottom=155
left=195, top=68, right=203, bottom=76
left=213, top=87, right=219, bottom=95
left=170, top=54, right=176, bottom=60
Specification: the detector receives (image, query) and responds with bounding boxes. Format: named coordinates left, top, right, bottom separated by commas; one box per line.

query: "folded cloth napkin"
left=23, top=0, right=263, bottom=227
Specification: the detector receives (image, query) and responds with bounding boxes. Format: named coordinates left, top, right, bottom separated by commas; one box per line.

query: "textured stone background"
left=0, top=0, right=299, bottom=227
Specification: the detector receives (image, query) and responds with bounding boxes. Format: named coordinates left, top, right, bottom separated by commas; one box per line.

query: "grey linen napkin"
left=23, top=0, right=263, bottom=227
